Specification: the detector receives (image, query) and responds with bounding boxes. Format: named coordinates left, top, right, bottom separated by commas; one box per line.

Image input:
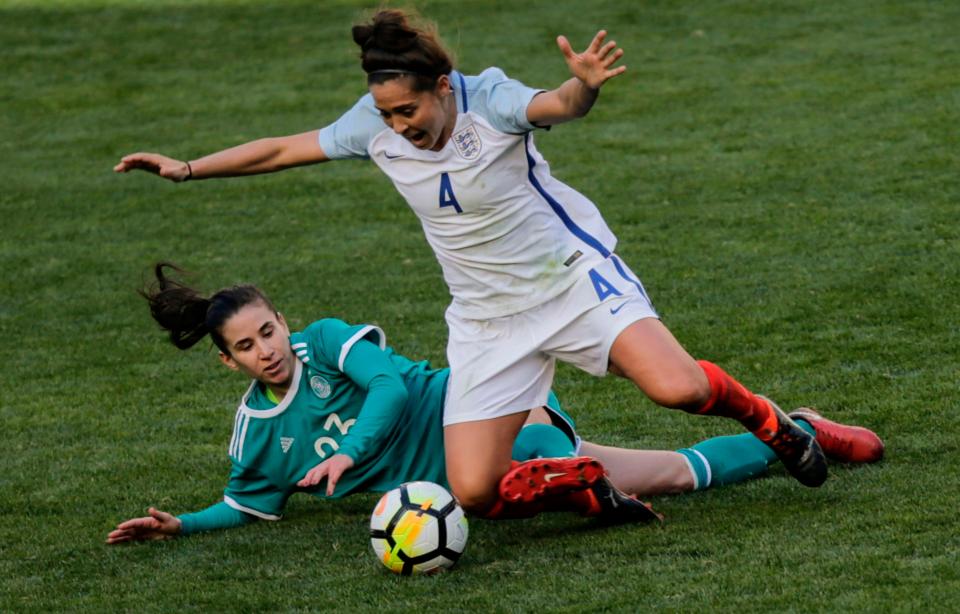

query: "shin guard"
left=696, top=360, right=778, bottom=438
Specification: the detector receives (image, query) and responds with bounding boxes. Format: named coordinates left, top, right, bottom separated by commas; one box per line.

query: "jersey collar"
left=451, top=70, right=468, bottom=114
left=239, top=359, right=303, bottom=419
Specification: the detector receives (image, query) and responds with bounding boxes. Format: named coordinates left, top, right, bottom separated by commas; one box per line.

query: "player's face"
left=371, top=75, right=455, bottom=151
left=218, top=302, right=295, bottom=395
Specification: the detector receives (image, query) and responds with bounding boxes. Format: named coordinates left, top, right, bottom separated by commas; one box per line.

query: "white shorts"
left=442, top=254, right=659, bottom=426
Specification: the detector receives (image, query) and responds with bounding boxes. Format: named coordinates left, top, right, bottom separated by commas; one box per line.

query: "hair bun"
left=351, top=24, right=375, bottom=49
left=352, top=11, right=418, bottom=53
left=353, top=9, right=453, bottom=81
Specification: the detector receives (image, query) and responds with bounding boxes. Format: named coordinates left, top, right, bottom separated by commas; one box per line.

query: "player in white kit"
left=115, top=9, right=827, bottom=520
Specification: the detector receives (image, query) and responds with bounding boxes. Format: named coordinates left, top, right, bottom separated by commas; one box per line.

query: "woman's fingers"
left=297, top=462, right=329, bottom=487
left=556, top=35, right=574, bottom=59
left=326, top=465, right=344, bottom=496
left=588, top=30, right=607, bottom=53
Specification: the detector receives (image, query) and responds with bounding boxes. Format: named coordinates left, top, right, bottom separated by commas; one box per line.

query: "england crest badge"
left=452, top=125, right=482, bottom=160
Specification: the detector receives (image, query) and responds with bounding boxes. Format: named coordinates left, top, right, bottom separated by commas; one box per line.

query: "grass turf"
left=1, top=0, right=958, bottom=610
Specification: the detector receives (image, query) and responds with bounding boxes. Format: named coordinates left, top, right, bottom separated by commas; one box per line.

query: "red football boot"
left=499, top=456, right=605, bottom=504
left=788, top=408, right=885, bottom=463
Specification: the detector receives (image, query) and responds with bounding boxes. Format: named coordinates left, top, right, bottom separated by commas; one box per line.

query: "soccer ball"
left=369, top=481, right=469, bottom=575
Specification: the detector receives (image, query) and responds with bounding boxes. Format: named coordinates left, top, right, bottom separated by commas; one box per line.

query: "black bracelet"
left=184, top=161, right=193, bottom=182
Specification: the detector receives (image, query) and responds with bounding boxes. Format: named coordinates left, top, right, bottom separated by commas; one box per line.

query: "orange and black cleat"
left=789, top=407, right=885, bottom=464
left=757, top=396, right=828, bottom=488
left=583, top=476, right=664, bottom=525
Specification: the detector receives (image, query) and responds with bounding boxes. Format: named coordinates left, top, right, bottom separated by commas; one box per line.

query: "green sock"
left=512, top=423, right=576, bottom=460
left=678, top=419, right=816, bottom=489
left=795, top=419, right=815, bottom=437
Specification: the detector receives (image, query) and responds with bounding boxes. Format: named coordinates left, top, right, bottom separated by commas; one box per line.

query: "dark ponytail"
left=140, top=263, right=275, bottom=355
left=352, top=9, right=454, bottom=91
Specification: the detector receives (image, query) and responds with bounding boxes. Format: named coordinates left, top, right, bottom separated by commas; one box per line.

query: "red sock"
left=696, top=360, right=779, bottom=441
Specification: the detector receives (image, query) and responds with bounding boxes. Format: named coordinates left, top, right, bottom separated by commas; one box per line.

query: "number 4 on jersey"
left=439, top=172, right=463, bottom=214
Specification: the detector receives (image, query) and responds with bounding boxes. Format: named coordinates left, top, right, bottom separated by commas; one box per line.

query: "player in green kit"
left=107, top=266, right=883, bottom=543
left=221, top=315, right=449, bottom=519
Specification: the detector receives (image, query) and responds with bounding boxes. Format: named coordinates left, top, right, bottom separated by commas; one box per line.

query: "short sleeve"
left=223, top=463, right=288, bottom=520
left=462, top=67, right=544, bottom=134
left=292, top=319, right=386, bottom=372
left=317, top=93, right=387, bottom=160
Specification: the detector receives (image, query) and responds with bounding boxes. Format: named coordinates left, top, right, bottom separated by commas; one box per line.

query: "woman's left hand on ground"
left=556, top=29, right=626, bottom=90
left=297, top=454, right=356, bottom=496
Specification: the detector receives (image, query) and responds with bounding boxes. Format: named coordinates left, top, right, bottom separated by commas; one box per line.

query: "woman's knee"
left=443, top=413, right=528, bottom=513
left=640, top=365, right=711, bottom=410
left=446, top=470, right=501, bottom=514
left=609, top=319, right=711, bottom=409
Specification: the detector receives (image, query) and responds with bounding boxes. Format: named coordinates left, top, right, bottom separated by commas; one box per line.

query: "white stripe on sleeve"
left=337, top=325, right=386, bottom=372
left=223, top=495, right=282, bottom=521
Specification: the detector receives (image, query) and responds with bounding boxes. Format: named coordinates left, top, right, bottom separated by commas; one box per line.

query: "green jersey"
left=223, top=318, right=448, bottom=520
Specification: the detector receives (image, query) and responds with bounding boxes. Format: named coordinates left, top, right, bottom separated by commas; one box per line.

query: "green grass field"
left=2, top=0, right=958, bottom=610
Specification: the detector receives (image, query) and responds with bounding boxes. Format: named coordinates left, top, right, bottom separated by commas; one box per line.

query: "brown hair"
left=352, top=9, right=454, bottom=91
left=140, top=263, right=276, bottom=355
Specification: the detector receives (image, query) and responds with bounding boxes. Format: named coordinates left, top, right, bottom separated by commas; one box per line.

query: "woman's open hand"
left=114, top=152, right=191, bottom=182
left=557, top=30, right=626, bottom=90
left=106, top=507, right=182, bottom=544
left=297, top=454, right=356, bottom=496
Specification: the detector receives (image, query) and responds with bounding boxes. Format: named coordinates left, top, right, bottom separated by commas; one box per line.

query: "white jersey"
left=319, top=67, right=618, bottom=319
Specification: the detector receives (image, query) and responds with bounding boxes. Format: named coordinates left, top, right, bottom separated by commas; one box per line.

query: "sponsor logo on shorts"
left=609, top=303, right=628, bottom=315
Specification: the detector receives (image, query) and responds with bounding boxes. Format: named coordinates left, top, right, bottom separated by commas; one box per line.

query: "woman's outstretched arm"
left=526, top=30, right=626, bottom=127
left=114, top=130, right=329, bottom=182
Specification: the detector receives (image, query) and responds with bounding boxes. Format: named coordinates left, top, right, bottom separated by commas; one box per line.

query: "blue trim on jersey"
left=523, top=133, right=611, bottom=258
left=611, top=255, right=650, bottom=302
left=456, top=72, right=468, bottom=112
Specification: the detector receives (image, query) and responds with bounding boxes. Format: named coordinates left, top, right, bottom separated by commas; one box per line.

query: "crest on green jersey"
left=310, top=375, right=331, bottom=399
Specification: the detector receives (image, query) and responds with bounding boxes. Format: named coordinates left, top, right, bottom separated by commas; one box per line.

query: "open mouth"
left=264, top=359, right=284, bottom=377
left=407, top=130, right=429, bottom=147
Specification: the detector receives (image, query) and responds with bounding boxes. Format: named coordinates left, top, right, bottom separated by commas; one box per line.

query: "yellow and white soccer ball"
left=369, top=481, right=469, bottom=575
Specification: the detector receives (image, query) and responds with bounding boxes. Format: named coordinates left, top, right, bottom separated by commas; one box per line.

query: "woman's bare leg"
left=443, top=411, right=530, bottom=515
left=579, top=441, right=695, bottom=496
left=608, top=318, right=827, bottom=487
left=608, top=318, right=709, bottom=409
